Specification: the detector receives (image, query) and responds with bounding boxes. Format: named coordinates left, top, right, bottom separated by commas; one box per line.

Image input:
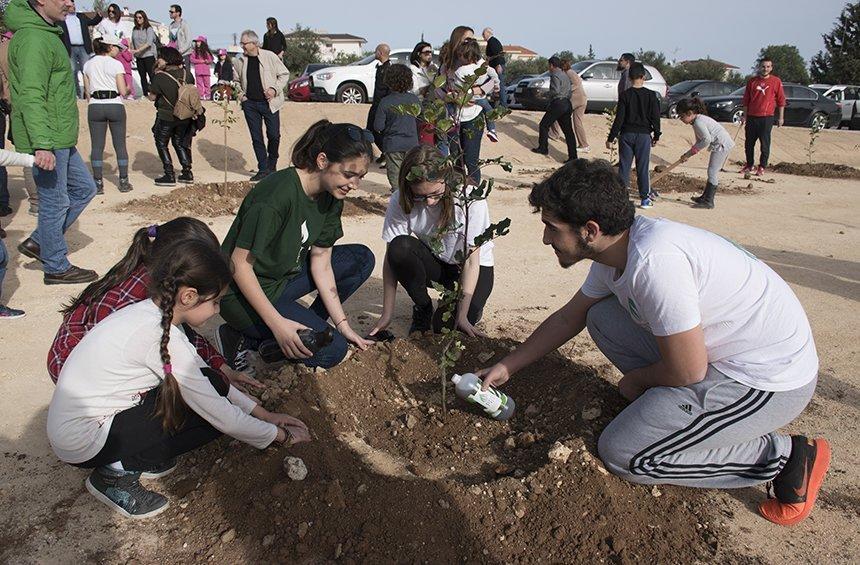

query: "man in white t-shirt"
left=479, top=159, right=830, bottom=527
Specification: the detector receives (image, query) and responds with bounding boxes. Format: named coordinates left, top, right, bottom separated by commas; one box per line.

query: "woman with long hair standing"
left=130, top=10, right=158, bottom=97
left=83, top=37, right=131, bottom=193
left=96, top=4, right=125, bottom=41
left=262, top=17, right=287, bottom=60
left=190, top=36, right=214, bottom=100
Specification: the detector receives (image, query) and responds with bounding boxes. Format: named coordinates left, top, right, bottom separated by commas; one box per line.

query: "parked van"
left=514, top=60, right=668, bottom=112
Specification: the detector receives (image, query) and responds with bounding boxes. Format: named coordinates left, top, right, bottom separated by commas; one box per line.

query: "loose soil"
left=634, top=171, right=757, bottom=196
left=110, top=336, right=736, bottom=564
left=770, top=162, right=860, bottom=180
left=115, top=181, right=388, bottom=222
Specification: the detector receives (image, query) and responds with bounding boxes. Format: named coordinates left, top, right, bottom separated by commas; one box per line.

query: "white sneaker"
left=577, top=146, right=591, bottom=153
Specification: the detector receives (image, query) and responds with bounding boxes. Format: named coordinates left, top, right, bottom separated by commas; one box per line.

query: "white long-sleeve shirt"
left=0, top=148, right=34, bottom=168
left=47, top=300, right=277, bottom=464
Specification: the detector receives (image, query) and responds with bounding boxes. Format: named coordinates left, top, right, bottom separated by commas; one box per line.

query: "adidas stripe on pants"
left=588, top=297, right=817, bottom=489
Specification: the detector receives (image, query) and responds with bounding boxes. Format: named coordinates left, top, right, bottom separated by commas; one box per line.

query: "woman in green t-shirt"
left=217, top=120, right=376, bottom=369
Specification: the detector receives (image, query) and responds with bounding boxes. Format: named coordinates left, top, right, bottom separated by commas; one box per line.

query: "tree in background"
left=755, top=45, right=810, bottom=84
left=635, top=49, right=671, bottom=79
left=810, top=2, right=860, bottom=85
left=505, top=57, right=549, bottom=84
left=587, top=44, right=595, bottom=59
left=553, top=50, right=590, bottom=64
left=283, top=24, right=321, bottom=74
left=330, top=52, right=362, bottom=66
left=665, top=58, right=739, bottom=84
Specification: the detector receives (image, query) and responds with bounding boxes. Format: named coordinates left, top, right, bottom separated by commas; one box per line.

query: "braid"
left=154, top=276, right=186, bottom=431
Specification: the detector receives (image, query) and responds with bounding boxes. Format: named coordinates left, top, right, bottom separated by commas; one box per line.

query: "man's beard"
left=556, top=233, right=595, bottom=269
left=616, top=64, right=624, bottom=71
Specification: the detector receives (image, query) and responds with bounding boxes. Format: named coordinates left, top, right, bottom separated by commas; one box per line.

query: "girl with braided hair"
left=48, top=239, right=310, bottom=519
left=49, top=217, right=260, bottom=392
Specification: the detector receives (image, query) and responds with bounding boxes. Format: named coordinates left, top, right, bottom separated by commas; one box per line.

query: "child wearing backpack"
left=47, top=238, right=310, bottom=519
left=373, top=63, right=420, bottom=192
left=190, top=36, right=214, bottom=100
left=607, top=63, right=661, bottom=209
left=676, top=97, right=735, bottom=209
left=48, top=217, right=261, bottom=390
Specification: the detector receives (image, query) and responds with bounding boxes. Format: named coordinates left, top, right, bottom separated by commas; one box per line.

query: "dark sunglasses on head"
left=345, top=125, right=375, bottom=143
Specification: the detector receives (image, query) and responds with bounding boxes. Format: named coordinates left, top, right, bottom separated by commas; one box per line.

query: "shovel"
left=650, top=156, right=686, bottom=187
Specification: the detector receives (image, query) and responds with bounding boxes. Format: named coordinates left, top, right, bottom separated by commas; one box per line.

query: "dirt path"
left=0, top=101, right=857, bottom=563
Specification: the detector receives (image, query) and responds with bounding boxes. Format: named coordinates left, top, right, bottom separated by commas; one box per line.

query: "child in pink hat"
left=190, top=36, right=214, bottom=100
left=118, top=38, right=136, bottom=99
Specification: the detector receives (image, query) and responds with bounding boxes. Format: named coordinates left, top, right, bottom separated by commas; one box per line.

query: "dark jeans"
left=74, top=368, right=227, bottom=471
left=450, top=117, right=484, bottom=185
left=745, top=115, right=774, bottom=167
left=618, top=132, right=652, bottom=199
left=241, top=244, right=375, bottom=369
left=152, top=118, right=193, bottom=175
left=386, top=234, right=494, bottom=332
left=497, top=67, right=508, bottom=107
left=136, top=56, right=156, bottom=97
left=242, top=100, right=281, bottom=172
left=538, top=97, right=578, bottom=160
left=0, top=114, right=7, bottom=208
left=0, top=238, right=7, bottom=299
left=366, top=102, right=384, bottom=153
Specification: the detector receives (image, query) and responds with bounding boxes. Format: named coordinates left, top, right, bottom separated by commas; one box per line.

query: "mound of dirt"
left=635, top=171, right=756, bottom=195
left=770, top=162, right=860, bottom=180
left=133, top=336, right=728, bottom=564
left=116, top=181, right=387, bottom=221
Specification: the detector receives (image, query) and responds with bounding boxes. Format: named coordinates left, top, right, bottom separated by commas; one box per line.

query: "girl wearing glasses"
left=370, top=145, right=495, bottom=337
left=96, top=4, right=125, bottom=41
left=216, top=121, right=377, bottom=372
left=130, top=10, right=157, bottom=97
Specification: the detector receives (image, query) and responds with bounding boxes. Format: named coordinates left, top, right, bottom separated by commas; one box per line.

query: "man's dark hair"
left=620, top=52, right=635, bottom=63
left=385, top=64, right=414, bottom=93
left=171, top=4, right=182, bottom=15
left=548, top=56, right=562, bottom=68
left=760, top=56, right=773, bottom=64
left=628, top=62, right=646, bottom=80
left=528, top=159, right=635, bottom=235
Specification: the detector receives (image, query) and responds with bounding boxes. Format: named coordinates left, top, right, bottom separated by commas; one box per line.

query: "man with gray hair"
left=234, top=30, right=290, bottom=182
left=366, top=43, right=391, bottom=160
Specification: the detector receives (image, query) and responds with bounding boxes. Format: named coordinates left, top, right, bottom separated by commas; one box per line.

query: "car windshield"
left=810, top=87, right=830, bottom=95
left=730, top=87, right=745, bottom=96
left=349, top=54, right=378, bottom=66
left=571, top=61, right=592, bottom=73
left=669, top=81, right=699, bottom=94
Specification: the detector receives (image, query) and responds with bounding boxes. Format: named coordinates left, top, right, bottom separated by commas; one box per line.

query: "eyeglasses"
left=420, top=50, right=432, bottom=55
left=413, top=190, right=447, bottom=202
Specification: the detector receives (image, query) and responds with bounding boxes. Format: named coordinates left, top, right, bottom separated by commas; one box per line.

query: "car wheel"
left=212, top=89, right=224, bottom=103
left=731, top=108, right=744, bottom=125
left=668, top=104, right=678, bottom=119
left=810, top=112, right=827, bottom=132
left=336, top=83, right=366, bottom=105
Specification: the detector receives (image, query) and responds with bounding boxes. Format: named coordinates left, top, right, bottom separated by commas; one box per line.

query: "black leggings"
left=74, top=368, right=226, bottom=471
left=386, top=234, right=494, bottom=332
left=136, top=56, right=156, bottom=97
left=744, top=115, right=774, bottom=167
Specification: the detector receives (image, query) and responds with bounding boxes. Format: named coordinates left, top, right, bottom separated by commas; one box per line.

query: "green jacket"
left=6, top=0, right=79, bottom=153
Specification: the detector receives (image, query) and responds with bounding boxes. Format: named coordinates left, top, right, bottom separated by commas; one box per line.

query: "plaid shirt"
left=48, top=265, right=227, bottom=383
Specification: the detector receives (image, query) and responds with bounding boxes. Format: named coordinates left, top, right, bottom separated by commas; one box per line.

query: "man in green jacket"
left=7, top=0, right=98, bottom=285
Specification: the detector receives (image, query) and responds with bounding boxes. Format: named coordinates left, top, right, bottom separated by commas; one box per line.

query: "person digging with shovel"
left=676, top=98, right=735, bottom=209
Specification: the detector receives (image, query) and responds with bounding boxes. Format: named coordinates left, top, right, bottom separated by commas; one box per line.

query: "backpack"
left=162, top=69, right=203, bottom=121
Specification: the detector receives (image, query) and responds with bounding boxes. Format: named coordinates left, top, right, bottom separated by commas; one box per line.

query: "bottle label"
left=467, top=388, right=505, bottom=417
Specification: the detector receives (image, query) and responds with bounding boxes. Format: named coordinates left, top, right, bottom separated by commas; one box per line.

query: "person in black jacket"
left=60, top=0, right=104, bottom=99
left=262, top=17, right=287, bottom=60
left=607, top=63, right=661, bottom=209
left=482, top=28, right=506, bottom=107
left=365, top=43, right=391, bottom=163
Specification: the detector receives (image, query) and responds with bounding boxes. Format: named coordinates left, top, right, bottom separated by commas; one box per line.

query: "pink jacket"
left=189, top=52, right=213, bottom=75
left=117, top=50, right=133, bottom=74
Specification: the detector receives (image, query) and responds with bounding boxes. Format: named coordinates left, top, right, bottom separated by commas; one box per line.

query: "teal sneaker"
left=85, top=466, right=169, bottom=519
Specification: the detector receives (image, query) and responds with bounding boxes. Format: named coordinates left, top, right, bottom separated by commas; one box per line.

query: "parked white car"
left=809, top=84, right=860, bottom=129
left=514, top=60, right=668, bottom=112
left=310, top=49, right=438, bottom=104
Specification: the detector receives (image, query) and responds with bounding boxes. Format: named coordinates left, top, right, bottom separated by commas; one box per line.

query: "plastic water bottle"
left=259, top=327, right=335, bottom=363
left=451, top=373, right=516, bottom=421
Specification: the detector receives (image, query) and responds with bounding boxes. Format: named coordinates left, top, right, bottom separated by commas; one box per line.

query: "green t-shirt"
left=220, top=168, right=344, bottom=330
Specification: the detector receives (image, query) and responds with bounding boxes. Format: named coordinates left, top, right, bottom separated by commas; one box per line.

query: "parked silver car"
left=809, top=84, right=860, bottom=129
left=514, top=60, right=668, bottom=112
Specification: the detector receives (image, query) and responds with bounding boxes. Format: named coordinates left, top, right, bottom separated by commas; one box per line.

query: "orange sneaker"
left=759, top=436, right=831, bottom=526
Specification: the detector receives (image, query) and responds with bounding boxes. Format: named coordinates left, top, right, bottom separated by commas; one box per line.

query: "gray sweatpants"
left=707, top=148, right=731, bottom=186
left=88, top=104, right=129, bottom=180
left=588, top=297, right=816, bottom=489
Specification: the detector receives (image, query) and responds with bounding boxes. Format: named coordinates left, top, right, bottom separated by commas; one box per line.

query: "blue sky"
left=105, top=0, right=846, bottom=71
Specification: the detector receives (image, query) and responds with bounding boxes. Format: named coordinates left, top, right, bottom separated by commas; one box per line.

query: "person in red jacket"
left=741, top=58, right=786, bottom=176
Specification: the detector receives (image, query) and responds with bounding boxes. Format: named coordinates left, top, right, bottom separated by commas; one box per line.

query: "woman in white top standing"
left=83, top=36, right=132, bottom=193
left=409, top=41, right=440, bottom=146
left=48, top=238, right=310, bottom=519
left=370, top=145, right=495, bottom=337
left=95, top=3, right=125, bottom=41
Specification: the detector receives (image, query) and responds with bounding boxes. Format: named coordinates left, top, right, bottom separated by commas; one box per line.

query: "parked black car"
left=664, top=80, right=737, bottom=118
left=703, top=84, right=841, bottom=129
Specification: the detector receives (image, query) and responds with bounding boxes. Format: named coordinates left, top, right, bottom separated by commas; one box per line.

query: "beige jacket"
left=233, top=49, right=290, bottom=113
left=0, top=41, right=10, bottom=103
left=566, top=69, right=587, bottom=109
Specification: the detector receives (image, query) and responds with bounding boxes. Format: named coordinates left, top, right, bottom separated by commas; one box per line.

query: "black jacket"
left=371, top=59, right=391, bottom=105
left=608, top=86, right=662, bottom=142
left=59, top=13, right=103, bottom=55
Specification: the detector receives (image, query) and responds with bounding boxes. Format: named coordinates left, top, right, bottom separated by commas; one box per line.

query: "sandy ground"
left=0, top=100, right=858, bottom=563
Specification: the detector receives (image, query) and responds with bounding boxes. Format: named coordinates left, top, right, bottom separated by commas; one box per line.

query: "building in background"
left=283, top=30, right=367, bottom=62
left=503, top=45, right=539, bottom=62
